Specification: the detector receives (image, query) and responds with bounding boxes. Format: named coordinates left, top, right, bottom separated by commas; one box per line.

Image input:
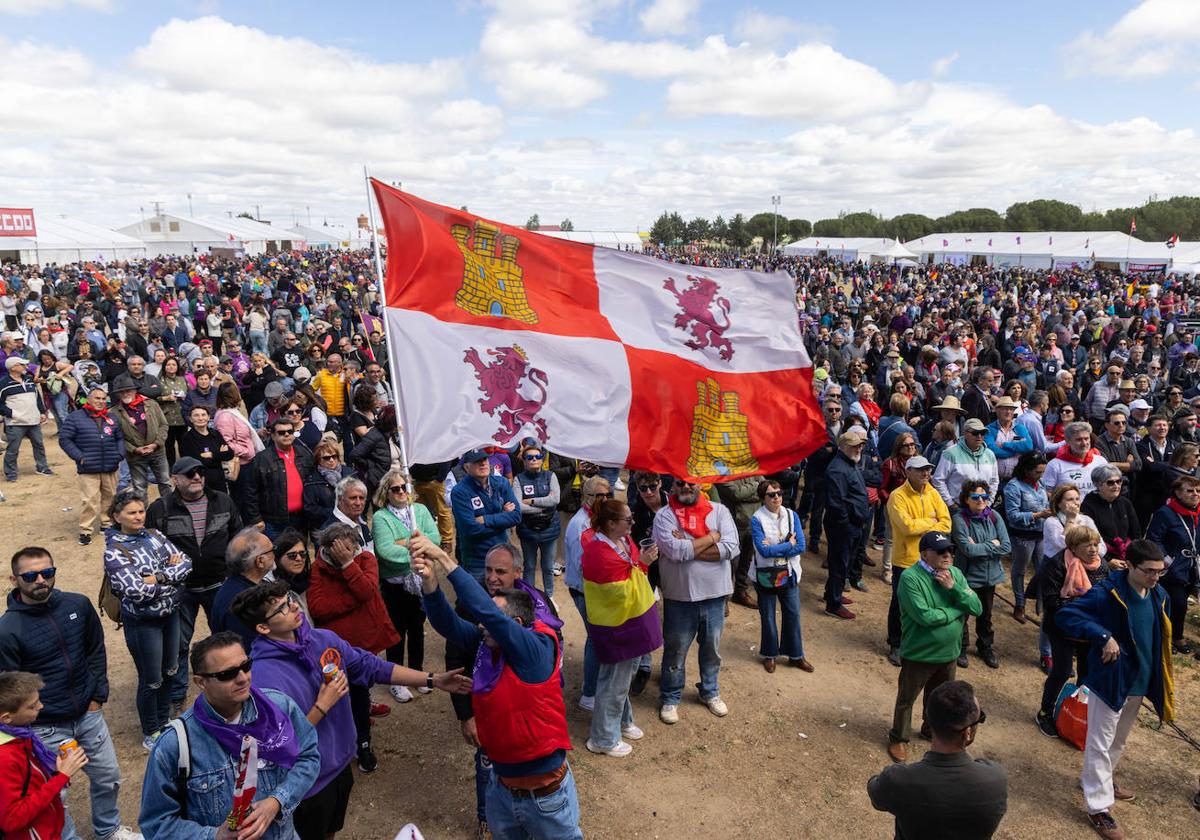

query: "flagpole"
left=362, top=166, right=414, bottom=487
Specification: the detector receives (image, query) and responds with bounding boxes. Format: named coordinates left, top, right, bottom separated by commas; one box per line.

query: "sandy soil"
left=3, top=430, right=1199, bottom=839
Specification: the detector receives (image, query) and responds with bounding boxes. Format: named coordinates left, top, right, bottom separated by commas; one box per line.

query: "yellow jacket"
left=886, top=480, right=951, bottom=570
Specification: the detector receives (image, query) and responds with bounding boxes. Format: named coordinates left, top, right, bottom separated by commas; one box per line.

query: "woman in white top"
left=748, top=479, right=813, bottom=674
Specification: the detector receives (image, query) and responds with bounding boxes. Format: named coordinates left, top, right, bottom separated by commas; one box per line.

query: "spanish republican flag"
left=581, top=538, right=662, bottom=664
left=371, top=181, right=824, bottom=482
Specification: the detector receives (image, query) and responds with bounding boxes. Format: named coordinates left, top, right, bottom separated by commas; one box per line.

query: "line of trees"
left=646, top=196, right=1200, bottom=247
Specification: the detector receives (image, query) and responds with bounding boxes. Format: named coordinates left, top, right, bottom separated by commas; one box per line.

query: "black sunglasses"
left=198, top=658, right=253, bottom=682
left=264, top=593, right=299, bottom=622
left=180, top=468, right=204, bottom=479
left=388, top=485, right=407, bottom=492
left=953, top=709, right=987, bottom=732
left=592, top=492, right=612, bottom=499
left=17, top=567, right=56, bottom=583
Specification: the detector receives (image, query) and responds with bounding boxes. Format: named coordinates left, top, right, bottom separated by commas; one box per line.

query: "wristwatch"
left=426, top=672, right=434, bottom=690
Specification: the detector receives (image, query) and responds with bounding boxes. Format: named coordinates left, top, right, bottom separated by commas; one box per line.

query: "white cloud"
left=0, top=0, right=110, bottom=14
left=639, top=0, right=699, bottom=34
left=731, top=9, right=833, bottom=47
left=1064, top=0, right=1200, bottom=78
left=931, top=51, right=958, bottom=78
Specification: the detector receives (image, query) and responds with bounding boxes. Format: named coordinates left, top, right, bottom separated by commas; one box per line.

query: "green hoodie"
left=897, top=563, right=982, bottom=663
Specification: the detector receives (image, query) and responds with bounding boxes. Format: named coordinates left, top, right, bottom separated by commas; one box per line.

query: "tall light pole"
left=771, top=195, right=781, bottom=253
left=187, top=193, right=194, bottom=217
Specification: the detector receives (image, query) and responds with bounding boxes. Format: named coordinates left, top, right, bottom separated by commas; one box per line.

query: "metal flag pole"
left=362, top=166, right=414, bottom=487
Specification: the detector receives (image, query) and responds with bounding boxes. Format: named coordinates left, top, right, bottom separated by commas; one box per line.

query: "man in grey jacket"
left=0, top=355, right=52, bottom=481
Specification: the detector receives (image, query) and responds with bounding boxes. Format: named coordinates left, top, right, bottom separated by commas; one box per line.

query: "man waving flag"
left=370, top=181, right=824, bottom=482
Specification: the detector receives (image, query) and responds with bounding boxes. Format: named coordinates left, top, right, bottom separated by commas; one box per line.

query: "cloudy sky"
left=2, top=0, right=1198, bottom=232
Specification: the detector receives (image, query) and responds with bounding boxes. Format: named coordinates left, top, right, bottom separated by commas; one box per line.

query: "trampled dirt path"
left=2, top=432, right=1198, bottom=838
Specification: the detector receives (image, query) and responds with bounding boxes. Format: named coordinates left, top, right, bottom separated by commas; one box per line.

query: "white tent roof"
left=783, top=236, right=892, bottom=254
left=288, top=224, right=379, bottom=247
left=904, top=231, right=1173, bottom=262
left=533, top=230, right=643, bottom=249
left=0, top=215, right=145, bottom=252
left=116, top=214, right=296, bottom=244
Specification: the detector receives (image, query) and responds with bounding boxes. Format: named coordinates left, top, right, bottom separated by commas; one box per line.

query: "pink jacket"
left=214, top=408, right=260, bottom=464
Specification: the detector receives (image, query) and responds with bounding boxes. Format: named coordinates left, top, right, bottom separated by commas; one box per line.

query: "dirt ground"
left=3, top=431, right=1199, bottom=839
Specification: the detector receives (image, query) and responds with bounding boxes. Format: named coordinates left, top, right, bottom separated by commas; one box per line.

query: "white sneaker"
left=586, top=738, right=632, bottom=757
left=621, top=724, right=645, bottom=740
left=141, top=734, right=158, bottom=752
left=659, top=704, right=679, bottom=724
left=553, top=563, right=565, bottom=576
left=578, top=695, right=595, bottom=712
left=614, top=478, right=627, bottom=491
left=107, top=827, right=145, bottom=840
left=416, top=685, right=432, bottom=695
left=390, top=685, right=414, bottom=703
left=705, top=696, right=728, bottom=717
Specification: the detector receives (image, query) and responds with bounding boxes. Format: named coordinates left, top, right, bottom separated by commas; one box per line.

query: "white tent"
left=782, top=237, right=915, bottom=263
left=904, top=231, right=1173, bottom=271
left=116, top=214, right=306, bottom=258
left=0, top=216, right=147, bottom=265
left=288, top=224, right=380, bottom=250
left=533, top=229, right=644, bottom=251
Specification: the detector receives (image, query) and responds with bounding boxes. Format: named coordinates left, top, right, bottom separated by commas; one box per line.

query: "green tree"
left=1005, top=199, right=1083, bottom=231
left=839, top=212, right=885, bottom=237
left=727, top=213, right=751, bottom=248
left=525, top=214, right=540, bottom=230
left=934, top=208, right=1005, bottom=232
left=686, top=217, right=711, bottom=242
left=746, top=212, right=788, bottom=247
left=710, top=215, right=728, bottom=244
left=236, top=211, right=254, bottom=220
left=559, top=218, right=574, bottom=231
left=649, top=211, right=687, bottom=245
left=812, top=218, right=844, bottom=237
left=787, top=218, right=812, bottom=240
left=884, top=213, right=935, bottom=241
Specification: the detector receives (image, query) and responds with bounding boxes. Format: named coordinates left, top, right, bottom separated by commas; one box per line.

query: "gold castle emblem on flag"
left=451, top=221, right=538, bottom=324
left=686, top=378, right=759, bottom=477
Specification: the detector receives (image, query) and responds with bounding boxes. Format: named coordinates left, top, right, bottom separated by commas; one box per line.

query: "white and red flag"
left=371, top=183, right=824, bottom=482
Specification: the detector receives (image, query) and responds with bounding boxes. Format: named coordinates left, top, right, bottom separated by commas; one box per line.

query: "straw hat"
left=932, top=395, right=966, bottom=413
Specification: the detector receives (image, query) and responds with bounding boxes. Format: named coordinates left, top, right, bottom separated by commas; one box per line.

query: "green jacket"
left=114, top=398, right=168, bottom=455
left=898, top=564, right=982, bottom=663
left=371, top=503, right=439, bottom=579
left=950, top=510, right=1011, bottom=589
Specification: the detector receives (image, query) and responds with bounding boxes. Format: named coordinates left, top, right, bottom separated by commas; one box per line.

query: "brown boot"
left=1012, top=605, right=1027, bottom=624
left=731, top=589, right=758, bottom=609
left=886, top=741, right=907, bottom=763
left=763, top=658, right=776, bottom=673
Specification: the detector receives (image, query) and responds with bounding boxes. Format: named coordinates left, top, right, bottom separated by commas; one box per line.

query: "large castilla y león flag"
left=371, top=181, right=825, bottom=483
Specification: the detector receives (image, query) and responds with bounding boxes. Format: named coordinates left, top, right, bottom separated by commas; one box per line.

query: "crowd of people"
left=0, top=248, right=1196, bottom=838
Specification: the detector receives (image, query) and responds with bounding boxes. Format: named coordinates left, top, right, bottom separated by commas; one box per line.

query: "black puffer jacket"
left=146, top=488, right=243, bottom=589
left=243, top=444, right=315, bottom=526
left=0, top=590, right=109, bottom=724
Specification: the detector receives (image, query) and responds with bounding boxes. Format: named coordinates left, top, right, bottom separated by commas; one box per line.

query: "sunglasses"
left=281, top=549, right=309, bottom=561
left=968, top=493, right=989, bottom=501
left=764, top=491, right=783, bottom=498
left=264, top=593, right=300, bottom=622
left=953, top=709, right=987, bottom=733
left=592, top=492, right=612, bottom=499
left=965, top=430, right=984, bottom=436
left=1102, top=479, right=1123, bottom=486
left=198, top=658, right=253, bottom=682
left=273, top=429, right=295, bottom=436
left=388, top=485, right=407, bottom=493
left=180, top=468, right=204, bottom=479
left=637, top=483, right=659, bottom=492
left=523, top=454, right=543, bottom=461
left=318, top=454, right=338, bottom=462
left=17, top=567, right=56, bottom=583
left=284, top=409, right=302, bottom=416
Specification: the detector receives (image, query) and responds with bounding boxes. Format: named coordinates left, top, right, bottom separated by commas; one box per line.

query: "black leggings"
left=350, top=683, right=371, bottom=751
left=166, top=424, right=187, bottom=466
left=382, top=580, right=425, bottom=670
left=1161, top=578, right=1191, bottom=644
left=1040, top=630, right=1090, bottom=716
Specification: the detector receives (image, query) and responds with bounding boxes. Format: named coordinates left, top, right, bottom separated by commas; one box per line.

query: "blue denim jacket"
left=1002, top=479, right=1049, bottom=536
left=139, top=688, right=320, bottom=839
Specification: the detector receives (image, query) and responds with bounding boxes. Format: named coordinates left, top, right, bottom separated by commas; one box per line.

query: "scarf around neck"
left=1055, top=443, right=1099, bottom=466
left=1061, top=547, right=1101, bottom=600
left=84, top=403, right=110, bottom=421
left=191, top=686, right=300, bottom=769
left=1168, top=496, right=1199, bottom=527
left=668, top=493, right=713, bottom=539
left=0, top=723, right=57, bottom=775
left=122, top=393, right=146, bottom=410
left=260, top=613, right=322, bottom=672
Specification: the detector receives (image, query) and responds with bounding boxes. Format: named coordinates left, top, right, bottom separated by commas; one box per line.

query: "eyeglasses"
left=264, top=593, right=300, bottom=622
left=637, top=483, right=659, bottom=492
left=198, top=659, right=253, bottom=682
left=273, top=429, right=295, bottom=436
left=523, top=454, right=543, bottom=461
left=591, top=492, right=612, bottom=499
left=764, top=491, right=783, bottom=498
left=17, top=567, right=56, bottom=583
left=953, top=709, right=987, bottom=733
left=284, top=409, right=302, bottom=416
left=388, top=485, right=407, bottom=493
left=968, top=493, right=989, bottom=500
left=281, top=549, right=309, bottom=562
left=617, top=516, right=634, bottom=523
left=1102, top=479, right=1124, bottom=486
left=964, top=430, right=984, bottom=437
left=1136, top=566, right=1168, bottom=577
left=901, top=442, right=917, bottom=448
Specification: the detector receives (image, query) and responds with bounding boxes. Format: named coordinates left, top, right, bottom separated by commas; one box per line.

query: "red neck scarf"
left=1168, top=496, right=1199, bottom=527
left=1055, top=443, right=1099, bottom=466
left=122, top=393, right=146, bottom=410
left=668, top=493, right=713, bottom=539
left=84, top=403, right=109, bottom=421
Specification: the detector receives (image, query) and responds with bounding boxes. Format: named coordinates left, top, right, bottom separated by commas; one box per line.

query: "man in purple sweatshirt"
left=231, top=580, right=470, bottom=840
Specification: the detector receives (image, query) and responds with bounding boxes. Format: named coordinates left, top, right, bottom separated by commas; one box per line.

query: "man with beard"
left=652, top=478, right=739, bottom=723
left=0, top=546, right=144, bottom=840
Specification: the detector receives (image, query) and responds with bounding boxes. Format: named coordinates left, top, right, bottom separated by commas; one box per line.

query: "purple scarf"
left=0, top=723, right=57, bottom=775
left=965, top=506, right=995, bottom=523
left=258, top=614, right=322, bottom=672
left=473, top=643, right=506, bottom=695
left=515, top=579, right=563, bottom=632
left=191, top=686, right=300, bottom=769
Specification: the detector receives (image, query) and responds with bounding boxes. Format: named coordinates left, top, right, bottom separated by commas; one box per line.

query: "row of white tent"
left=784, top=231, right=1200, bottom=274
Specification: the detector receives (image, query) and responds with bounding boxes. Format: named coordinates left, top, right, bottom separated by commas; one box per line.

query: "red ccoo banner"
left=0, top=208, right=36, bottom=237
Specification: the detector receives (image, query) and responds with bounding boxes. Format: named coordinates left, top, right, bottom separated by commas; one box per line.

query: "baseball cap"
left=837, top=430, right=867, bottom=446
left=264, top=382, right=285, bottom=400
left=4, top=356, right=27, bottom=370
left=1130, top=398, right=1152, bottom=411
left=171, top=456, right=205, bottom=476
left=945, top=363, right=961, bottom=373
left=919, top=531, right=953, bottom=553
left=462, top=448, right=490, bottom=464
left=964, top=418, right=987, bottom=432
left=904, top=455, right=933, bottom=470
left=293, top=368, right=312, bottom=384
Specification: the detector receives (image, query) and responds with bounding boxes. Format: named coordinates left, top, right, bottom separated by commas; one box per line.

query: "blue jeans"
left=123, top=611, right=181, bottom=736
left=520, top=534, right=558, bottom=598
left=659, top=596, right=725, bottom=705
left=4, top=423, right=49, bottom=478
left=485, top=763, right=584, bottom=840
left=170, top=587, right=219, bottom=703
left=569, top=590, right=599, bottom=698
left=755, top=579, right=804, bottom=660
left=50, top=390, right=71, bottom=429
left=32, top=709, right=123, bottom=840
left=249, top=330, right=268, bottom=355
left=598, top=466, right=620, bottom=487
left=474, top=749, right=492, bottom=822
left=590, top=657, right=637, bottom=749
left=1010, top=535, right=1041, bottom=609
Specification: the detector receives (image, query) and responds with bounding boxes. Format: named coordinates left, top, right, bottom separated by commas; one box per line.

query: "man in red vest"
left=411, top=533, right=582, bottom=840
